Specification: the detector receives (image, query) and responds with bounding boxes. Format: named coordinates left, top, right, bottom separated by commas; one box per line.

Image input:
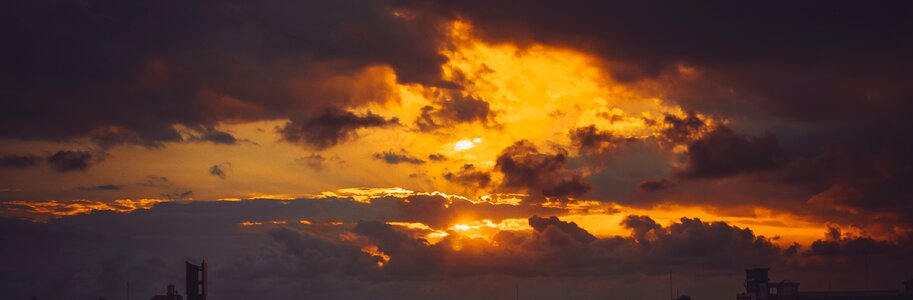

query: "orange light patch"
left=447, top=218, right=531, bottom=240
left=361, top=245, right=391, bottom=267
left=387, top=221, right=434, bottom=231
left=0, top=199, right=169, bottom=220
left=560, top=203, right=829, bottom=246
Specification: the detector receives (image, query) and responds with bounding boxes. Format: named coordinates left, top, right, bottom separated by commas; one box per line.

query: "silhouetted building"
left=150, top=284, right=183, bottom=300
left=675, top=295, right=692, bottom=300
left=737, top=268, right=913, bottom=300
left=186, top=260, right=207, bottom=300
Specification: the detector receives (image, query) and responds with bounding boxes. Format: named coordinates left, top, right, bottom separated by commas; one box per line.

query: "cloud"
left=280, top=107, right=399, bottom=150
left=0, top=0, right=446, bottom=148
left=620, top=215, right=662, bottom=244
left=415, top=92, right=495, bottom=131
left=160, top=190, right=192, bottom=200
left=621, top=215, right=782, bottom=267
left=3, top=197, right=913, bottom=299
left=299, top=153, right=328, bottom=170
left=495, top=140, right=590, bottom=200
left=47, top=150, right=96, bottom=172
left=373, top=150, right=425, bottom=165
left=659, top=112, right=707, bottom=144
left=443, top=164, right=492, bottom=189
left=780, top=128, right=913, bottom=224
left=0, top=154, right=41, bottom=168
left=528, top=215, right=596, bottom=243
left=190, top=127, right=239, bottom=145
left=569, top=125, right=633, bottom=156
left=421, top=1, right=913, bottom=121
left=800, top=225, right=913, bottom=271
left=675, top=126, right=786, bottom=179
left=427, top=153, right=447, bottom=162
left=807, top=230, right=891, bottom=257
left=139, top=175, right=172, bottom=187
left=637, top=178, right=674, bottom=192
left=209, top=163, right=230, bottom=179
left=78, top=184, right=123, bottom=191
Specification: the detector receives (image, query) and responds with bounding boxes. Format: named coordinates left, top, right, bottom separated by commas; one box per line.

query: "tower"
left=185, top=260, right=207, bottom=300
left=745, top=268, right=770, bottom=300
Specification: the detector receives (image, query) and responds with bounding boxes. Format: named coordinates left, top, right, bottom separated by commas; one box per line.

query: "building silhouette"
left=737, top=268, right=913, bottom=300
left=185, top=260, right=207, bottom=300
left=150, top=284, right=183, bottom=300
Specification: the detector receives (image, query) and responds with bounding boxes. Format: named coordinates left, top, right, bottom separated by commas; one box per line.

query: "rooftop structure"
left=186, top=260, right=207, bottom=300
left=150, top=284, right=183, bottom=300
left=737, top=268, right=913, bottom=300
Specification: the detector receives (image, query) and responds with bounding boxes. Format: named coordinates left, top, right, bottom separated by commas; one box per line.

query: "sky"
left=2, top=1, right=913, bottom=299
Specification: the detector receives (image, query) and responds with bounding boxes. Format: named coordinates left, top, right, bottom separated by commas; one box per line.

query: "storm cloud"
left=280, top=108, right=399, bottom=150
left=675, top=126, right=786, bottom=179
left=0, top=0, right=445, bottom=148
left=495, top=140, right=591, bottom=200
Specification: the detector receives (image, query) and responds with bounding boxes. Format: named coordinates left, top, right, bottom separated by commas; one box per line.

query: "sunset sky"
left=2, top=1, right=913, bottom=299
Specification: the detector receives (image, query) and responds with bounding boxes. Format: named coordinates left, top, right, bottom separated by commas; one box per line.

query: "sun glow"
left=447, top=218, right=532, bottom=240
left=453, top=138, right=482, bottom=151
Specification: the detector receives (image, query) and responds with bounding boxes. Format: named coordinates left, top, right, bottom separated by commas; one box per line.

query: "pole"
left=669, top=271, right=673, bottom=300
left=865, top=252, right=870, bottom=290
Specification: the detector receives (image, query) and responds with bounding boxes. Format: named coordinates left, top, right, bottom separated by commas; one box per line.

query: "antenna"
left=865, top=252, right=870, bottom=290
left=515, top=283, right=519, bottom=300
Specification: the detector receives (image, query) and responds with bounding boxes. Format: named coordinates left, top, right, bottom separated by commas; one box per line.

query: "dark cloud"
left=139, top=175, right=172, bottom=187
left=160, top=190, right=192, bottom=200
left=280, top=108, right=399, bottom=150
left=351, top=214, right=791, bottom=277
left=495, top=140, right=590, bottom=200
left=78, top=184, right=123, bottom=191
left=779, top=127, right=913, bottom=226
left=427, top=153, right=447, bottom=161
left=443, top=164, right=491, bottom=189
left=620, top=215, right=662, bottom=244
left=0, top=0, right=446, bottom=148
left=299, top=153, right=328, bottom=171
left=373, top=150, right=425, bottom=165
left=569, top=125, right=633, bottom=156
left=528, top=215, right=596, bottom=244
left=3, top=198, right=913, bottom=299
left=46, top=150, right=95, bottom=172
left=659, top=112, right=707, bottom=144
left=209, top=163, right=231, bottom=180
left=407, top=2, right=913, bottom=227
left=675, top=127, right=786, bottom=179
left=637, top=178, right=674, bottom=192
left=806, top=227, right=892, bottom=257
left=415, top=92, right=495, bottom=132
left=621, top=215, right=782, bottom=267
left=264, top=227, right=381, bottom=278
left=390, top=194, right=563, bottom=229
left=352, top=221, right=438, bottom=276
left=420, top=1, right=913, bottom=120
left=190, top=127, right=238, bottom=145
left=438, top=95, right=492, bottom=122
left=0, top=154, right=41, bottom=168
